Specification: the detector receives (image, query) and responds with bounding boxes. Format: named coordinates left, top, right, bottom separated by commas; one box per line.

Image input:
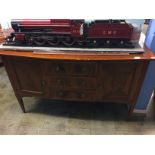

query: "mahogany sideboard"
left=0, top=26, right=4, bottom=66
left=0, top=48, right=155, bottom=115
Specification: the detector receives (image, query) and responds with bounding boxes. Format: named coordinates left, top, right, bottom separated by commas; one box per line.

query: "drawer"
left=44, top=61, right=96, bottom=76
left=50, top=89, right=95, bottom=101
left=47, top=77, right=97, bottom=89
left=73, top=62, right=96, bottom=76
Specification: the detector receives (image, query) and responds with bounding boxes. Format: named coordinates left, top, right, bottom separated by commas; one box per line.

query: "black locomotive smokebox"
left=11, top=20, right=20, bottom=32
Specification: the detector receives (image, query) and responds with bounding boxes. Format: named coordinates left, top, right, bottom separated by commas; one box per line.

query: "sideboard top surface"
left=0, top=45, right=154, bottom=61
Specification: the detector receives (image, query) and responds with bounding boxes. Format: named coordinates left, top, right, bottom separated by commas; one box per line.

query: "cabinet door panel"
left=99, top=61, right=139, bottom=103
left=11, top=58, right=43, bottom=96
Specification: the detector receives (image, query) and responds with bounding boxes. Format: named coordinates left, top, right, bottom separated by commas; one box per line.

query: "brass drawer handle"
left=75, top=65, right=89, bottom=73
left=58, top=91, right=65, bottom=97
left=41, top=81, right=46, bottom=87
left=57, top=79, right=64, bottom=85
left=81, top=67, right=88, bottom=73
left=97, top=83, right=103, bottom=89
left=78, top=92, right=86, bottom=98
left=79, top=80, right=86, bottom=87
left=55, top=66, right=60, bottom=72
left=55, top=65, right=64, bottom=73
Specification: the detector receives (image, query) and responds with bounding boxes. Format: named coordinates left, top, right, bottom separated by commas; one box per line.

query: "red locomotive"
left=5, top=19, right=140, bottom=48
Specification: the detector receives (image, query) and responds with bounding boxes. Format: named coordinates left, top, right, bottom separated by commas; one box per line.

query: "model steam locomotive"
left=5, top=19, right=140, bottom=48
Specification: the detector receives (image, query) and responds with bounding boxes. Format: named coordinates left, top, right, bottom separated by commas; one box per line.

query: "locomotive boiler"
left=5, top=19, right=141, bottom=48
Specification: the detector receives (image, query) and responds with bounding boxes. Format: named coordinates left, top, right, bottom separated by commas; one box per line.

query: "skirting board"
left=133, top=109, right=147, bottom=115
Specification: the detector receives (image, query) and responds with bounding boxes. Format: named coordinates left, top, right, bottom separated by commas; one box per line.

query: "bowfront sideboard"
left=0, top=48, right=154, bottom=115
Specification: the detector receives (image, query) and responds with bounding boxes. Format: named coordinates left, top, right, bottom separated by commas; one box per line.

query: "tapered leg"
left=127, top=105, right=134, bottom=117
left=15, top=94, right=26, bottom=113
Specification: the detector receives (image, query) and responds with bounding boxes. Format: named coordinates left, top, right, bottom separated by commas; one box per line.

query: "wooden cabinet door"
left=98, top=61, right=147, bottom=103
left=10, top=57, right=44, bottom=96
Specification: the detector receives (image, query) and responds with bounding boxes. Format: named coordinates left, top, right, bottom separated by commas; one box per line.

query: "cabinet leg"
left=16, top=95, right=26, bottom=113
left=128, top=105, right=134, bottom=117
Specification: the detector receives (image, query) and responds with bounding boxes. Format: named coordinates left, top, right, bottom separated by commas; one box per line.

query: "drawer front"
left=50, top=89, right=95, bottom=101
left=47, top=77, right=96, bottom=89
left=44, top=61, right=96, bottom=76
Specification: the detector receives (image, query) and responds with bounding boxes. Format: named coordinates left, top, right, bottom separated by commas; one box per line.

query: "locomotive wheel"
left=118, top=40, right=125, bottom=47
left=92, top=40, right=98, bottom=47
left=25, top=36, right=34, bottom=46
left=104, top=40, right=112, bottom=47
left=47, top=37, right=60, bottom=46
left=34, top=36, right=46, bottom=46
left=62, top=37, right=76, bottom=46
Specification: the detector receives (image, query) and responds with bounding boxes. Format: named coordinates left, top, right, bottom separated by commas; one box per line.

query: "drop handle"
left=41, top=81, right=46, bottom=87
left=57, top=79, right=64, bottom=85
left=97, top=83, right=102, bottom=89
left=55, top=65, right=60, bottom=71
left=81, top=67, right=88, bottom=73
left=78, top=92, right=86, bottom=98
left=58, top=91, right=65, bottom=97
left=79, top=80, right=86, bottom=86
left=55, top=65, right=64, bottom=72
